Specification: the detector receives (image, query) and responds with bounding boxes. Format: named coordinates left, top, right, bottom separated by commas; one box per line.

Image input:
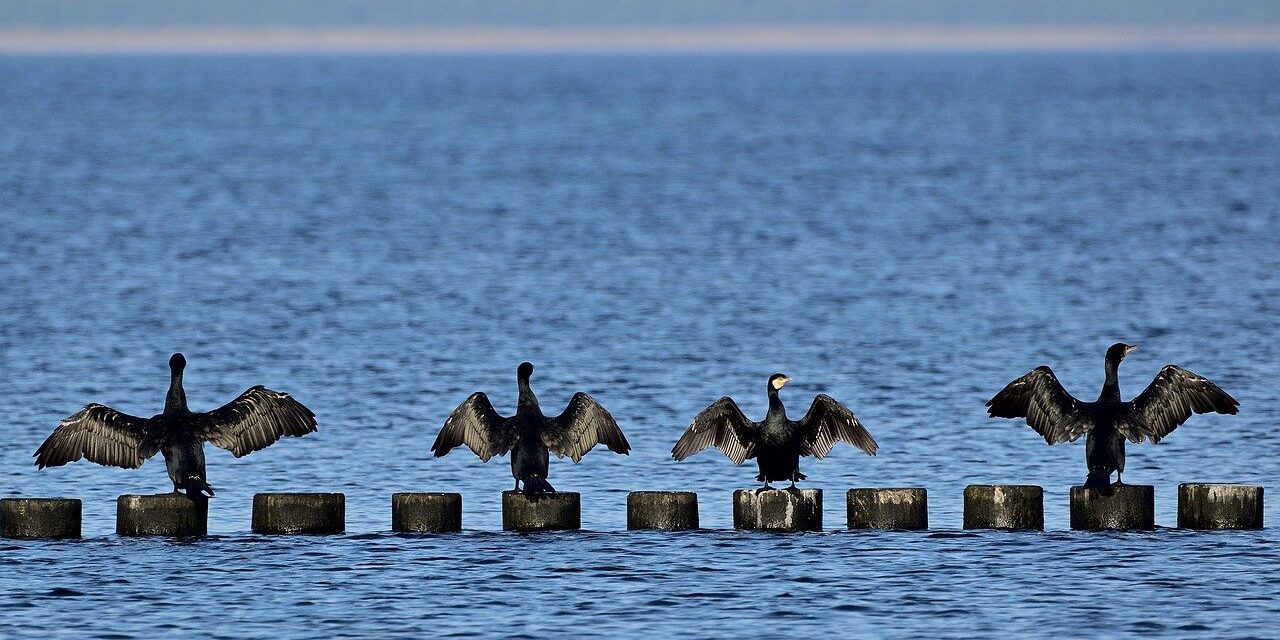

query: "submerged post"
left=963, top=485, right=1044, bottom=530
left=733, top=488, right=822, bottom=532
left=502, top=491, right=580, bottom=531
left=1178, top=484, right=1263, bottom=530
left=117, top=494, right=208, bottom=537
left=1, top=498, right=81, bottom=539
left=627, top=491, right=698, bottom=530
left=392, top=492, right=463, bottom=533
left=253, top=493, right=345, bottom=534
left=1070, top=485, right=1154, bottom=531
left=846, top=488, right=928, bottom=530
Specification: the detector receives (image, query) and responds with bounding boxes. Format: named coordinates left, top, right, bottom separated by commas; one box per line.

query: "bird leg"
left=1114, top=470, right=1124, bottom=486
left=514, top=479, right=521, bottom=492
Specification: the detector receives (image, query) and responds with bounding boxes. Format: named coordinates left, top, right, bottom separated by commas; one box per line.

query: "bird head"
left=1106, top=343, right=1138, bottom=364
left=517, top=361, right=534, bottom=380
left=768, top=373, right=791, bottom=392
left=169, top=353, right=187, bottom=371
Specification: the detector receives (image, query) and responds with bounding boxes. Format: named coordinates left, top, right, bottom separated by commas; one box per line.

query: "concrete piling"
left=392, top=492, right=463, bottom=533
left=117, top=494, right=208, bottom=537
left=733, top=488, right=822, bottom=532
left=846, top=488, right=928, bottom=530
left=1070, top=485, right=1155, bottom=531
left=1178, top=483, right=1263, bottom=530
left=963, top=485, right=1044, bottom=530
left=627, top=491, right=699, bottom=530
left=253, top=493, right=345, bottom=534
left=0, top=498, right=82, bottom=539
left=502, top=491, right=580, bottom=531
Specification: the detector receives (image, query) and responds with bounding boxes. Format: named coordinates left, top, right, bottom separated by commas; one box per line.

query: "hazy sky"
left=2, top=0, right=1278, bottom=27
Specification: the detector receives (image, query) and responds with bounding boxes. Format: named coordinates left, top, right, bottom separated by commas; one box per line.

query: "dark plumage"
left=34, top=353, right=317, bottom=497
left=987, top=343, right=1238, bottom=489
left=431, top=362, right=630, bottom=493
left=672, top=374, right=878, bottom=488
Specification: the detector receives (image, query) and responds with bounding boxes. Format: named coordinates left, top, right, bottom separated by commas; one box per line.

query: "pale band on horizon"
left=2, top=24, right=1279, bottom=53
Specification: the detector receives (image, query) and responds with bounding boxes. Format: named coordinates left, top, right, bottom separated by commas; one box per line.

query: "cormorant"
left=986, top=343, right=1238, bottom=489
left=34, top=353, right=317, bottom=497
left=431, top=362, right=630, bottom=493
left=672, top=373, right=878, bottom=488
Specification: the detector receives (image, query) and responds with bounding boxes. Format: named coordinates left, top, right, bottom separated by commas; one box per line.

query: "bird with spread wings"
left=987, top=343, right=1237, bottom=488
left=673, top=373, right=877, bottom=489
left=432, top=362, right=629, bottom=493
left=35, top=353, right=317, bottom=497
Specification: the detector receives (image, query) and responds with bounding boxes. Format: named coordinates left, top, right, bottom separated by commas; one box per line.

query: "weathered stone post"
left=627, top=491, right=699, bottom=530
left=0, top=498, right=82, bottom=539
left=252, top=493, right=345, bottom=534
left=963, top=485, right=1044, bottom=530
left=117, top=494, right=208, bottom=537
left=502, top=491, right=580, bottom=531
left=1178, top=484, right=1263, bottom=530
left=1069, top=485, right=1154, bottom=530
left=846, top=488, right=928, bottom=530
left=392, top=492, right=463, bottom=533
left=733, top=488, right=822, bottom=532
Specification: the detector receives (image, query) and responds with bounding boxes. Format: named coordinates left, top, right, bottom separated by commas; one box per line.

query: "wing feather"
left=193, top=386, right=317, bottom=457
left=798, top=394, right=878, bottom=459
left=672, top=397, right=757, bottom=465
left=543, top=393, right=630, bottom=463
left=986, top=366, right=1089, bottom=444
left=1119, top=365, right=1238, bottom=443
left=34, top=404, right=158, bottom=469
left=432, top=392, right=516, bottom=461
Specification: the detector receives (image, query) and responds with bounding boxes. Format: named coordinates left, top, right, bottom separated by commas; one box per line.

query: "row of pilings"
left=0, top=484, right=1262, bottom=539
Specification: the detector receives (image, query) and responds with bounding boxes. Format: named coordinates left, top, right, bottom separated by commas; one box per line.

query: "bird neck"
left=517, top=376, right=539, bottom=411
left=766, top=387, right=786, bottom=419
left=165, top=370, right=188, bottom=413
left=1100, top=357, right=1122, bottom=402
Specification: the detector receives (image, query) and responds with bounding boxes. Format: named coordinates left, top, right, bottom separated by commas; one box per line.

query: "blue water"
left=1, top=53, right=1279, bottom=638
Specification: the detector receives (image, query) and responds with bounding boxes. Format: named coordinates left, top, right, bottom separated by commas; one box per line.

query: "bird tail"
left=1084, top=469, right=1111, bottom=492
left=184, top=476, right=215, bottom=498
left=522, top=476, right=555, bottom=494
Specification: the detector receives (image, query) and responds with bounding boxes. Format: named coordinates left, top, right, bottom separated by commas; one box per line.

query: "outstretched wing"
left=192, top=386, right=318, bottom=457
left=432, top=392, right=516, bottom=461
left=543, top=393, right=630, bottom=462
left=797, top=394, right=878, bottom=458
left=34, top=404, right=159, bottom=469
left=1119, top=365, right=1239, bottom=443
left=672, top=397, right=758, bottom=465
left=986, top=366, right=1091, bottom=444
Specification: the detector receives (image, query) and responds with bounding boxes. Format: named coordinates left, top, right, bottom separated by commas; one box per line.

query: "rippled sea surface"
left=1, top=53, right=1279, bottom=638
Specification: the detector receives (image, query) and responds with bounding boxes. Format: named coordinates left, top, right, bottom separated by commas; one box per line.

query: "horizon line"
left=2, top=24, right=1280, bottom=54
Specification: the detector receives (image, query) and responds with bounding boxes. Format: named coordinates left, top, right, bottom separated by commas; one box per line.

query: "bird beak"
left=1125, top=344, right=1139, bottom=355
left=779, top=376, right=791, bottom=388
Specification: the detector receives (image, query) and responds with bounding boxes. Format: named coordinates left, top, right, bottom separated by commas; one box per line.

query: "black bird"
left=987, top=343, right=1238, bottom=489
left=431, top=362, right=630, bottom=493
left=672, top=373, right=878, bottom=489
left=34, top=353, right=317, bottom=497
